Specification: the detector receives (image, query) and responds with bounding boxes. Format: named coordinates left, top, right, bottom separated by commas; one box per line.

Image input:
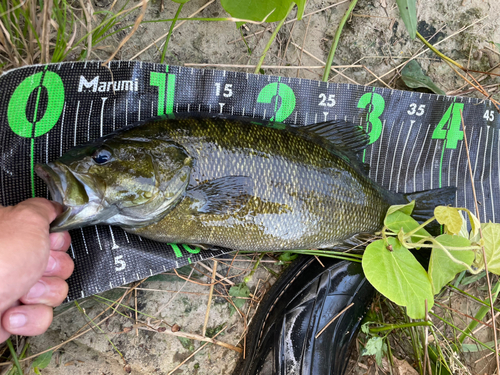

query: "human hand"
left=0, top=198, right=74, bottom=343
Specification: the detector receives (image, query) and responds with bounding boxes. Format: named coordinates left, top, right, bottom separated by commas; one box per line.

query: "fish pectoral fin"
left=186, top=176, right=253, bottom=215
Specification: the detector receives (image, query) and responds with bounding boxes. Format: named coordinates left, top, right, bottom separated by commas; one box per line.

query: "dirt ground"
left=2, top=0, right=500, bottom=373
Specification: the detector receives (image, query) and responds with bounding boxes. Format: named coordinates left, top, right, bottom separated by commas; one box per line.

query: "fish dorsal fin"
left=301, top=120, right=369, bottom=154
left=289, top=120, right=370, bottom=175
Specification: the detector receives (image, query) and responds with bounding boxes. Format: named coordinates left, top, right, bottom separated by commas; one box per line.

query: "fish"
left=35, top=116, right=456, bottom=251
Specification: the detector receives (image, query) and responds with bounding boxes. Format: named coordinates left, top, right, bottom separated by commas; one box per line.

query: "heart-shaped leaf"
left=401, top=60, right=445, bottom=95
left=428, top=234, right=474, bottom=294
left=362, top=237, right=433, bottom=319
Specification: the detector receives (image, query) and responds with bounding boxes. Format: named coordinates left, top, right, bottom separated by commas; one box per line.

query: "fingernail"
left=50, top=232, right=65, bottom=250
left=26, top=281, right=46, bottom=300
left=46, top=256, right=57, bottom=272
left=9, top=313, right=27, bottom=329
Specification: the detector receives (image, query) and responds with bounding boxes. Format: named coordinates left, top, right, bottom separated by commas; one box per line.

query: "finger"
left=17, top=198, right=63, bottom=224
left=43, top=251, right=74, bottom=280
left=0, top=301, right=20, bottom=343
left=20, top=277, right=68, bottom=307
left=0, top=325, right=11, bottom=343
left=49, top=231, right=71, bottom=252
left=1, top=304, right=53, bottom=337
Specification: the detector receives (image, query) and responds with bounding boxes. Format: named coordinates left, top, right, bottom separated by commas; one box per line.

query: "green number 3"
left=357, top=92, right=385, bottom=145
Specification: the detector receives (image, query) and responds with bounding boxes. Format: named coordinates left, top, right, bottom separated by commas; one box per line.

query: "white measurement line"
left=80, top=229, right=89, bottom=255
left=123, top=231, right=130, bottom=243
left=404, top=123, right=423, bottom=193
left=381, top=120, right=396, bottom=186
left=60, top=103, right=66, bottom=157
left=421, top=126, right=435, bottom=190
left=481, top=126, right=489, bottom=221
left=125, top=99, right=128, bottom=125
left=447, top=150, right=454, bottom=187
left=413, top=125, right=431, bottom=192
left=74, top=101, right=80, bottom=146
left=87, top=100, right=94, bottom=141
left=429, top=131, right=442, bottom=190
left=70, top=243, right=75, bottom=258
left=490, top=128, right=495, bottom=222
left=95, top=227, right=103, bottom=251
left=138, top=99, right=141, bottom=121
left=99, top=97, right=108, bottom=138
left=375, top=119, right=386, bottom=183
left=473, top=128, right=483, bottom=218
left=389, top=120, right=405, bottom=191
left=397, top=121, right=415, bottom=192
left=109, top=226, right=120, bottom=249
left=463, top=128, right=475, bottom=210
left=455, top=140, right=464, bottom=207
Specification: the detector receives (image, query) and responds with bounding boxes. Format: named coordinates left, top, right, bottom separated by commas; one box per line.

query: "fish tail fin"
left=402, top=186, right=457, bottom=222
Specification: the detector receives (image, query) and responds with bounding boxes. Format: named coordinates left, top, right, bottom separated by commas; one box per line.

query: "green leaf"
left=384, top=211, right=431, bottom=241
left=395, top=0, right=417, bottom=39
left=458, top=208, right=480, bottom=240
left=177, top=337, right=194, bottom=351
left=482, top=223, right=500, bottom=275
left=220, top=0, right=305, bottom=23
left=362, top=336, right=386, bottom=366
left=362, top=238, right=433, bottom=319
left=32, top=351, right=53, bottom=370
left=401, top=60, right=446, bottom=95
left=279, top=251, right=298, bottom=262
left=228, top=282, right=250, bottom=315
left=434, top=206, right=463, bottom=235
left=171, top=0, right=190, bottom=3
left=428, top=234, right=474, bottom=294
left=386, top=201, right=415, bottom=217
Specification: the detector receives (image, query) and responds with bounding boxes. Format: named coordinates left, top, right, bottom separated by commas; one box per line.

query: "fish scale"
left=123, top=117, right=391, bottom=250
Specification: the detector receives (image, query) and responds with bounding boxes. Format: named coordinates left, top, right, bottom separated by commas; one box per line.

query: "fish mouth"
left=35, top=164, right=65, bottom=206
left=35, top=162, right=104, bottom=231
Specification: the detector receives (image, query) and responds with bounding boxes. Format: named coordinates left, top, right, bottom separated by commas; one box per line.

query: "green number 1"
left=431, top=103, right=464, bottom=149
left=150, top=69, right=176, bottom=118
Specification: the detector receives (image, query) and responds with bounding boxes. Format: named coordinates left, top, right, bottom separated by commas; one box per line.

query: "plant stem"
left=161, top=2, right=184, bottom=64
left=458, top=281, right=500, bottom=344
left=369, top=321, right=433, bottom=333
left=403, top=216, right=436, bottom=240
left=244, top=253, right=266, bottom=283
left=415, top=31, right=463, bottom=69
left=322, top=0, right=359, bottom=81
left=254, top=3, right=294, bottom=74
left=6, top=339, right=23, bottom=375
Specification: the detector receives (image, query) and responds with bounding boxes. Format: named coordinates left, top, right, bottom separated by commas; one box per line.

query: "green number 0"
left=7, top=71, right=64, bottom=138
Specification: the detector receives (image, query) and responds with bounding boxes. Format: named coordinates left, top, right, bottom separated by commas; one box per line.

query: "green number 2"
left=357, top=92, right=385, bottom=145
left=431, top=103, right=464, bottom=149
left=257, top=82, right=296, bottom=122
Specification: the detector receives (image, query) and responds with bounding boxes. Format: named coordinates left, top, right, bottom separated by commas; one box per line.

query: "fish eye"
left=92, top=148, right=112, bottom=165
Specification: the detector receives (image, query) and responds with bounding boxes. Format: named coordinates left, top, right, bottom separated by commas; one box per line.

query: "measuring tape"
left=0, top=61, right=498, bottom=301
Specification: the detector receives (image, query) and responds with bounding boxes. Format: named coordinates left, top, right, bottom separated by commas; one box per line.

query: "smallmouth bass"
left=35, top=116, right=455, bottom=251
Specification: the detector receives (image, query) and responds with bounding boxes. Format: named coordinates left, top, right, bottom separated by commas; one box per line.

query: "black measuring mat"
left=0, top=61, right=498, bottom=301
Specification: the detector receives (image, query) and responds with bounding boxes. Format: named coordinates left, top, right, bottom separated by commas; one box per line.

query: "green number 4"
left=432, top=103, right=464, bottom=149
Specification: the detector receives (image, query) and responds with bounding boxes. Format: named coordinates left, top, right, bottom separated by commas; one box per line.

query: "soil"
left=5, top=0, right=500, bottom=374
